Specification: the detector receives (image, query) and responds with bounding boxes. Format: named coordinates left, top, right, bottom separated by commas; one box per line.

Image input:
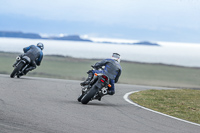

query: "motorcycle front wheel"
left=10, top=62, right=24, bottom=78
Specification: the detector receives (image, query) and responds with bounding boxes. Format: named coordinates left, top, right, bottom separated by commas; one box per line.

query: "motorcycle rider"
left=80, top=53, right=122, bottom=96
left=19, top=43, right=44, bottom=75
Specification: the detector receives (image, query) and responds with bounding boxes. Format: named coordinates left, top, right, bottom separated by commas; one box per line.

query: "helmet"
left=37, top=42, right=44, bottom=50
left=112, top=53, right=120, bottom=62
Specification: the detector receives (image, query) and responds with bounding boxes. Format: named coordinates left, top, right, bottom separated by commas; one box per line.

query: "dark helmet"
left=37, top=42, right=44, bottom=50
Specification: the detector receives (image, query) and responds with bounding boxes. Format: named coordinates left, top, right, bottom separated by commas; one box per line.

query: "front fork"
left=21, top=64, right=29, bottom=73
left=13, top=60, right=28, bottom=74
left=13, top=56, right=21, bottom=67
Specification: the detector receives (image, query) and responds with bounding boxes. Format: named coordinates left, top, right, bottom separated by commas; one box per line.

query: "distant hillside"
left=0, top=31, right=92, bottom=42
left=45, top=35, right=92, bottom=42
left=0, top=31, right=160, bottom=46
left=0, top=31, right=41, bottom=39
left=100, top=41, right=160, bottom=46
left=132, top=41, right=160, bottom=46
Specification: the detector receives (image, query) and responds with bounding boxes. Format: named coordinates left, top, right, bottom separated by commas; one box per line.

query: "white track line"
left=123, top=91, right=200, bottom=127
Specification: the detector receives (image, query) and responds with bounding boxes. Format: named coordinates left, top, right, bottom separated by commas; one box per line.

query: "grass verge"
left=129, top=89, right=200, bottom=124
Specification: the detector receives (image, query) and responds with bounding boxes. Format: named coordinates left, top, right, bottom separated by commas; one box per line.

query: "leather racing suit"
left=23, top=45, right=43, bottom=73
left=92, top=58, right=122, bottom=95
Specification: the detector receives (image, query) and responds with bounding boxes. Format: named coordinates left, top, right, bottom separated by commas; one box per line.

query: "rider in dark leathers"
left=81, top=53, right=122, bottom=95
left=21, top=43, right=44, bottom=75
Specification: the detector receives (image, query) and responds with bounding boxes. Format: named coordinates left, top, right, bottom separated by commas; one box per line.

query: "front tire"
left=10, top=62, right=24, bottom=78
left=81, top=86, right=97, bottom=104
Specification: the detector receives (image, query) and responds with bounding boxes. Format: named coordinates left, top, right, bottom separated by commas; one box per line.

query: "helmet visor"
left=112, top=53, right=120, bottom=59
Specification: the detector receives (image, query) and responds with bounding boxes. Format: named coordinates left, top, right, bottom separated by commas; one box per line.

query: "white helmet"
left=112, top=53, right=120, bottom=62
left=37, top=42, right=44, bottom=50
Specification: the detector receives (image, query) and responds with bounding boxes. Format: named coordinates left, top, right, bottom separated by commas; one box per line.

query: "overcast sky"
left=0, top=0, right=200, bottom=43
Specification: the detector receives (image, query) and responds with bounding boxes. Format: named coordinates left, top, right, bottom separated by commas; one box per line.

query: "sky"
left=0, top=0, right=200, bottom=43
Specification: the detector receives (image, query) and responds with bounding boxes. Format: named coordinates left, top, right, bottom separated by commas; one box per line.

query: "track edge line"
left=123, top=91, right=200, bottom=127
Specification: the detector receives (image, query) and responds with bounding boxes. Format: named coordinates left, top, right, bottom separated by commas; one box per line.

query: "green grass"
left=129, top=89, right=200, bottom=124
left=120, top=61, right=200, bottom=88
left=1, top=51, right=200, bottom=88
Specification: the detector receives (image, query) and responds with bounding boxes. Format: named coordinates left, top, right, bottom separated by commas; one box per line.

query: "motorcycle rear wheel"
left=77, top=94, right=84, bottom=102
left=81, top=86, right=97, bottom=104
left=10, top=62, right=24, bottom=78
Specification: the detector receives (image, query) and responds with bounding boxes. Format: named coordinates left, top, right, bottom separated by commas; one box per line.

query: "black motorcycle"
left=10, top=55, right=31, bottom=78
left=78, top=66, right=111, bottom=104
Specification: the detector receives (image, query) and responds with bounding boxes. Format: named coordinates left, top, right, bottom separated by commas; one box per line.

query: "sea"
left=0, top=37, right=200, bottom=67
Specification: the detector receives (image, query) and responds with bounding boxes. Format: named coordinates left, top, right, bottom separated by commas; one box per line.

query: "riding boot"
left=23, top=66, right=36, bottom=75
left=80, top=71, right=93, bottom=86
left=107, top=90, right=115, bottom=95
left=96, top=90, right=114, bottom=101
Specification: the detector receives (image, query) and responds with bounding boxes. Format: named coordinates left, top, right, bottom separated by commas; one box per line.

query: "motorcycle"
left=78, top=66, right=111, bottom=104
left=10, top=55, right=31, bottom=78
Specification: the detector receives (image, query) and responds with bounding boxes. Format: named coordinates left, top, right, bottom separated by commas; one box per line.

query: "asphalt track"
left=0, top=74, right=200, bottom=133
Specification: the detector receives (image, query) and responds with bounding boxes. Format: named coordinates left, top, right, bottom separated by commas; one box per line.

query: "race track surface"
left=0, top=74, right=200, bottom=133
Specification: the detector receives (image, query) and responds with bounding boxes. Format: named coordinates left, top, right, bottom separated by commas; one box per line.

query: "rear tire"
left=77, top=94, right=84, bottom=102
left=81, top=86, right=97, bottom=104
left=10, top=62, right=24, bottom=78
